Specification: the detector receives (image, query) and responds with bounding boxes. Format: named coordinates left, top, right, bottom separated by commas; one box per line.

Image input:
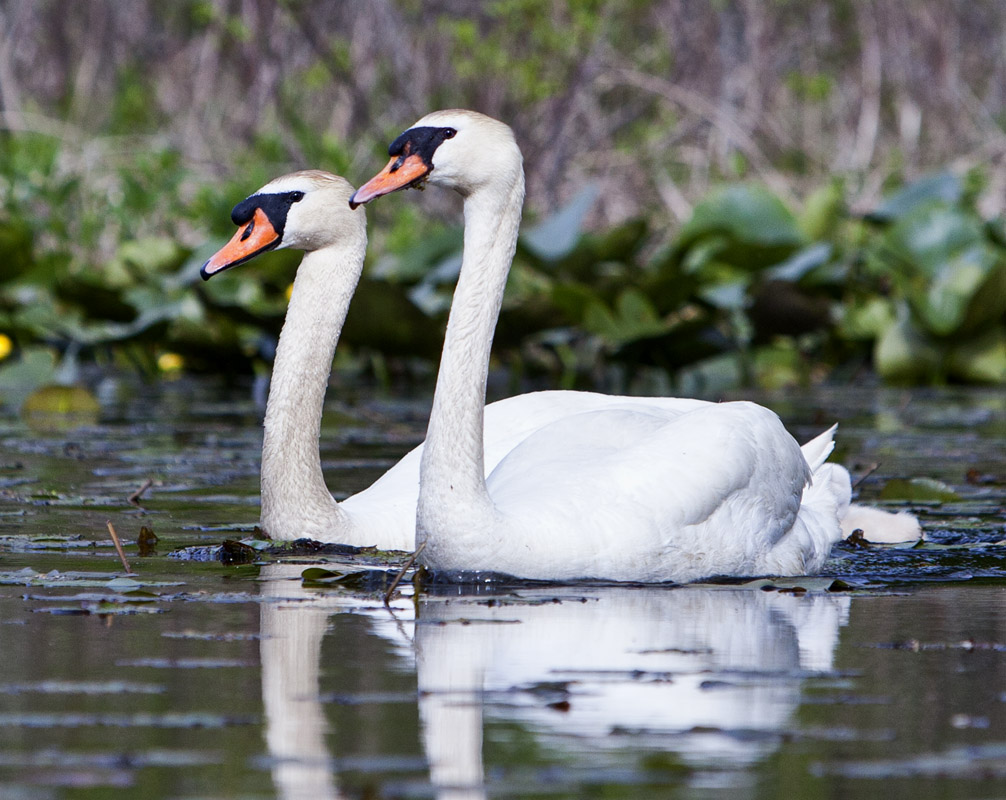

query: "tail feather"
left=800, top=424, right=837, bottom=473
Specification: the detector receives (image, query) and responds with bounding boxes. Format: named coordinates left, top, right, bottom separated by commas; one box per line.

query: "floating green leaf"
left=947, top=327, right=1006, bottom=383
left=582, top=288, right=669, bottom=348
left=875, top=205, right=1006, bottom=337
left=21, top=384, right=100, bottom=431
left=874, top=315, right=944, bottom=384
left=798, top=181, right=844, bottom=240
left=879, top=477, right=960, bottom=503
left=521, top=185, right=599, bottom=262
left=840, top=296, right=896, bottom=342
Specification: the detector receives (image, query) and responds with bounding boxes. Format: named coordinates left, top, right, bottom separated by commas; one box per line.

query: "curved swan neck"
left=418, top=166, right=525, bottom=534
left=260, top=242, right=365, bottom=533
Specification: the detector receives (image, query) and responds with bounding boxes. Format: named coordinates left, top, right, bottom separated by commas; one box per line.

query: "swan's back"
left=416, top=399, right=837, bottom=583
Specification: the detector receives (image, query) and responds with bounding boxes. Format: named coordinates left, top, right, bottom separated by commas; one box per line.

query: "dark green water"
left=0, top=376, right=1004, bottom=799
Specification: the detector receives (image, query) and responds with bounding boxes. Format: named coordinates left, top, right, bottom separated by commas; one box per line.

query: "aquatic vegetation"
left=3, top=152, right=1001, bottom=399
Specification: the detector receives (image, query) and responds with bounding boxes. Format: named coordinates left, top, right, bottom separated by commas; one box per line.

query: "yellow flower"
left=157, top=352, right=184, bottom=373
left=0, top=334, right=12, bottom=361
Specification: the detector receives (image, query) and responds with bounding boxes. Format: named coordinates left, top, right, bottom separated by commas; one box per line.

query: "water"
left=0, top=376, right=1004, bottom=799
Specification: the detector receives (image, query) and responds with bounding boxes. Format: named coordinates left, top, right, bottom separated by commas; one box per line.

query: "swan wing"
left=482, top=390, right=711, bottom=470
left=346, top=390, right=710, bottom=542
left=348, top=391, right=889, bottom=562
left=799, top=424, right=837, bottom=472
left=466, top=400, right=824, bottom=582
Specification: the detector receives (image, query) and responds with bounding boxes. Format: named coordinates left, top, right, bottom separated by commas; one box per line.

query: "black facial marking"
left=387, top=126, right=458, bottom=172
left=203, top=190, right=306, bottom=280
left=230, top=190, right=305, bottom=238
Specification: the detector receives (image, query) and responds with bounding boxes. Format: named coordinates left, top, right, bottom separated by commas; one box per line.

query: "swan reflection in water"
left=258, top=564, right=850, bottom=799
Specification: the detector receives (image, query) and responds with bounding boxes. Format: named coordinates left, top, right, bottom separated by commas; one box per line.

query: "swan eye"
left=442, top=128, right=457, bottom=139
left=288, top=191, right=305, bottom=202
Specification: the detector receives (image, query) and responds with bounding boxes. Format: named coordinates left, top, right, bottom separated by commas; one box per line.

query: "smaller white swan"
left=203, top=171, right=407, bottom=546
left=350, top=110, right=920, bottom=582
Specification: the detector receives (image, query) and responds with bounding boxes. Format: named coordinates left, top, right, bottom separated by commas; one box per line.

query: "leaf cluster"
left=1, top=133, right=1004, bottom=399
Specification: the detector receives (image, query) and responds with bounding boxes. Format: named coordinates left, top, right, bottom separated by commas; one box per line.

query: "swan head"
left=349, top=109, right=522, bottom=207
left=201, top=170, right=365, bottom=280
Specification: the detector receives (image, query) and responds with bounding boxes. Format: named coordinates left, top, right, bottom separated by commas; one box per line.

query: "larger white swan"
left=350, top=110, right=920, bottom=581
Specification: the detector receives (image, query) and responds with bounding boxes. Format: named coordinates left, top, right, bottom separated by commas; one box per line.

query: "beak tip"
left=200, top=260, right=218, bottom=281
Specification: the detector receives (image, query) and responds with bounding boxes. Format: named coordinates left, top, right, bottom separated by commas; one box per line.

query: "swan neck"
left=260, top=243, right=364, bottom=533
left=419, top=169, right=525, bottom=531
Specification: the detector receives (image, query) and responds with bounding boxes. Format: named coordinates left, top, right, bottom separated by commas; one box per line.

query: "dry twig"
left=384, top=541, right=427, bottom=605
left=106, top=520, right=133, bottom=574
left=128, top=478, right=154, bottom=506
left=852, top=463, right=881, bottom=491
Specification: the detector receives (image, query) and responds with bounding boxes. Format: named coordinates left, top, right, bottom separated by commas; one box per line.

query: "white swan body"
left=350, top=110, right=920, bottom=581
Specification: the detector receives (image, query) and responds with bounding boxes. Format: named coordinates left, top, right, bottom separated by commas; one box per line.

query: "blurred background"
left=2, top=0, right=1006, bottom=401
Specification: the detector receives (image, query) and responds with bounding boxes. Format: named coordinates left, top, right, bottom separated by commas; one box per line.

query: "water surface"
left=0, top=377, right=1004, bottom=799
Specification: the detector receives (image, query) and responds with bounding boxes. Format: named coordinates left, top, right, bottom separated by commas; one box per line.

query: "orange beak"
left=349, top=153, right=431, bottom=208
left=201, top=208, right=281, bottom=280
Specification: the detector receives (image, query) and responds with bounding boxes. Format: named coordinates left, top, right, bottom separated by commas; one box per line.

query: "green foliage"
left=0, top=125, right=300, bottom=388
left=436, top=1, right=607, bottom=105
left=2, top=1, right=1004, bottom=393
left=866, top=173, right=1006, bottom=383
left=0, top=114, right=1003, bottom=392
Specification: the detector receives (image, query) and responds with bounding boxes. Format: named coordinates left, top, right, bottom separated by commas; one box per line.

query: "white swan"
left=350, top=110, right=920, bottom=581
left=202, top=171, right=416, bottom=547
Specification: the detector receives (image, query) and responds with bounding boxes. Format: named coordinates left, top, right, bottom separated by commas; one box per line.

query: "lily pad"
left=301, top=567, right=396, bottom=592
left=875, top=205, right=1006, bottom=338
left=879, top=477, right=960, bottom=503
left=947, top=327, right=1006, bottom=383
left=874, top=315, right=944, bottom=384
left=521, top=184, right=599, bottom=262
left=21, top=384, right=100, bottom=430
left=866, top=171, right=962, bottom=223
left=676, top=185, right=805, bottom=272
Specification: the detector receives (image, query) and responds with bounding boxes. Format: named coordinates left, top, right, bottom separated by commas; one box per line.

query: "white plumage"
left=351, top=109, right=920, bottom=582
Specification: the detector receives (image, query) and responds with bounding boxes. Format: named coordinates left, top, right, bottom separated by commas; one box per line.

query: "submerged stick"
left=852, top=462, right=880, bottom=491
left=106, top=520, right=133, bottom=574
left=384, top=541, right=426, bottom=605
left=128, top=478, right=154, bottom=506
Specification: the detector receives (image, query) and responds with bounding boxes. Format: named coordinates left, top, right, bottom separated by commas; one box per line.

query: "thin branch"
left=384, top=541, right=426, bottom=605
left=106, top=520, right=133, bottom=574
left=852, top=463, right=880, bottom=491
left=607, top=66, right=795, bottom=203
left=851, top=0, right=882, bottom=171
left=128, top=478, right=154, bottom=507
